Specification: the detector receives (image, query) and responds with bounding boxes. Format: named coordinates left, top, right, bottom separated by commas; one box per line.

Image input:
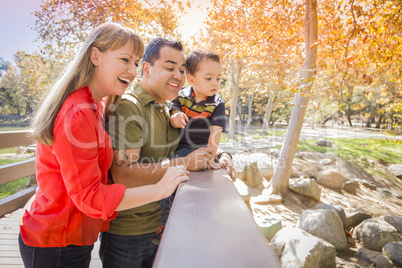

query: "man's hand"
left=184, top=147, right=213, bottom=171
left=170, top=112, right=188, bottom=128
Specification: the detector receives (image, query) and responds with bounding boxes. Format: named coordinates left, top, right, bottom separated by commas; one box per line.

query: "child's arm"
left=207, top=126, right=223, bottom=169
left=170, top=110, right=188, bottom=128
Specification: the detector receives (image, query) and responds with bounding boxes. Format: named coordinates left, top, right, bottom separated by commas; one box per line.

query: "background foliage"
left=0, top=0, right=401, bottom=135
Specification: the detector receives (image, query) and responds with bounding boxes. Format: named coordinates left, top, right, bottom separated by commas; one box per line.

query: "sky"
left=0, top=0, right=209, bottom=65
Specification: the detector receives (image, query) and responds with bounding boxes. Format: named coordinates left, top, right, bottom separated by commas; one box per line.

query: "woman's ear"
left=90, top=47, right=101, bottom=66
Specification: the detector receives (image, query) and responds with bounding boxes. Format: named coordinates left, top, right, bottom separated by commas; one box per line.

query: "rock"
left=317, top=138, right=332, bottom=147
left=361, top=179, right=377, bottom=190
left=315, top=204, right=347, bottom=229
left=324, top=153, right=337, bottom=161
left=388, top=164, right=402, bottom=179
left=379, top=188, right=402, bottom=199
left=353, top=218, right=402, bottom=251
left=367, top=158, right=375, bottom=166
left=233, top=153, right=274, bottom=183
left=379, top=215, right=402, bottom=233
left=255, top=216, right=282, bottom=239
left=383, top=242, right=402, bottom=267
left=343, top=181, right=358, bottom=195
left=292, top=158, right=320, bottom=179
left=14, top=146, right=24, bottom=154
left=267, top=148, right=280, bottom=157
left=233, top=178, right=250, bottom=202
left=289, top=178, right=321, bottom=201
left=253, top=193, right=282, bottom=205
left=296, top=209, right=347, bottom=251
left=320, top=158, right=334, bottom=165
left=355, top=247, right=393, bottom=268
left=270, top=227, right=336, bottom=268
left=316, top=169, right=344, bottom=192
left=344, top=208, right=372, bottom=228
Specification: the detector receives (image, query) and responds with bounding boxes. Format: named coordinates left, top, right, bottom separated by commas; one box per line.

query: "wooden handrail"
left=153, top=169, right=280, bottom=268
left=0, top=158, right=35, bottom=185
left=0, top=131, right=36, bottom=218
left=0, top=131, right=34, bottom=150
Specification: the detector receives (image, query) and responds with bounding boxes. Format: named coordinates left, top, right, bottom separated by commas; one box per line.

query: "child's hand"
left=207, top=160, right=221, bottom=170
left=170, top=112, right=188, bottom=128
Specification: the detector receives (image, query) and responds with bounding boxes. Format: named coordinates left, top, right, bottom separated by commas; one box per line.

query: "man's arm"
left=111, top=147, right=214, bottom=187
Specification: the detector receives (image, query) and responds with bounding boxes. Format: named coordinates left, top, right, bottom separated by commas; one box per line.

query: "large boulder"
left=289, top=178, right=321, bottom=201
left=355, top=248, right=393, bottom=268
left=315, top=204, right=347, bottom=229
left=388, top=164, right=402, bottom=179
left=343, top=180, right=358, bottom=195
left=317, top=139, right=332, bottom=147
left=379, top=215, right=402, bottom=233
left=383, top=242, right=402, bottom=267
left=296, top=209, right=347, bottom=251
left=316, top=169, right=344, bottom=192
left=270, top=227, right=336, bottom=268
left=233, top=153, right=274, bottom=184
left=353, top=218, right=402, bottom=251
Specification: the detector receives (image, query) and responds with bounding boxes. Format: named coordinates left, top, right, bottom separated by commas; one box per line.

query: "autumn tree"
left=262, top=0, right=318, bottom=200
left=0, top=52, right=55, bottom=115
left=34, top=0, right=187, bottom=61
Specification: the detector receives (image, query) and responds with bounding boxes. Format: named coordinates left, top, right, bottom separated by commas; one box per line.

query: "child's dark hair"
left=186, top=49, right=221, bottom=75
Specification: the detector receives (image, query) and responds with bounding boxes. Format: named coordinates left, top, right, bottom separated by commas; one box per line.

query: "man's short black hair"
left=142, top=38, right=183, bottom=66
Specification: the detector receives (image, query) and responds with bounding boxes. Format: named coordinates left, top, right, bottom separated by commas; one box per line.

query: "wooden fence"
left=0, top=131, right=37, bottom=218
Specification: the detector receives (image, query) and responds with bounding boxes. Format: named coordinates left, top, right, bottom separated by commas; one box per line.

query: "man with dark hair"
left=100, top=38, right=213, bottom=267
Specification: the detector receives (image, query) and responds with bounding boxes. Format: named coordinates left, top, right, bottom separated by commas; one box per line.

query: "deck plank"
left=0, top=209, right=102, bottom=267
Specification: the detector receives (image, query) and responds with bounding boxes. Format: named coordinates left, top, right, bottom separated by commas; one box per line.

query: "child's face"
left=187, top=59, right=222, bottom=100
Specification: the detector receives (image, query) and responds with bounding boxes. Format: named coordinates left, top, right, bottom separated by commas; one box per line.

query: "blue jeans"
left=99, top=232, right=158, bottom=268
left=18, top=233, right=93, bottom=268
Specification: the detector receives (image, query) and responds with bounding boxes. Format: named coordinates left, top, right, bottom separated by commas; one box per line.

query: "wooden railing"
left=0, top=131, right=280, bottom=267
left=0, top=131, right=37, bottom=218
left=153, top=169, right=280, bottom=268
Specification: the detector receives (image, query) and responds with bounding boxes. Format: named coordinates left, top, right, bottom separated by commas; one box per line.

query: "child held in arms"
left=152, top=49, right=231, bottom=245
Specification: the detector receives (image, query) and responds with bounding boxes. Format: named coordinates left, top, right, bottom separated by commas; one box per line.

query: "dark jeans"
left=160, top=144, right=195, bottom=227
left=99, top=232, right=158, bottom=268
left=18, top=233, right=93, bottom=268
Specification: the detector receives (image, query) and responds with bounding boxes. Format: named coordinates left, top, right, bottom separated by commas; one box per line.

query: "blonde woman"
left=18, top=22, right=189, bottom=268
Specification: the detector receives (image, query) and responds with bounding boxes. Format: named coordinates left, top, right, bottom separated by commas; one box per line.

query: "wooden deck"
left=0, top=209, right=102, bottom=267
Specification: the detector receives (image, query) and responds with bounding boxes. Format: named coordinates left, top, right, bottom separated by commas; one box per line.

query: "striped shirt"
left=171, top=87, right=226, bottom=146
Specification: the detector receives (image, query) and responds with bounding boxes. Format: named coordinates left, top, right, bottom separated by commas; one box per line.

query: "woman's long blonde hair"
left=31, top=22, right=144, bottom=145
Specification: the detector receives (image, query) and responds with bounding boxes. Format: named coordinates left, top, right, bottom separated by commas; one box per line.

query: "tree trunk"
left=375, top=113, right=384, bottom=129
left=267, top=0, right=317, bottom=196
left=261, top=87, right=279, bottom=135
left=228, top=58, right=242, bottom=140
left=245, top=92, right=255, bottom=130
left=365, top=104, right=376, bottom=128
left=310, top=108, right=316, bottom=129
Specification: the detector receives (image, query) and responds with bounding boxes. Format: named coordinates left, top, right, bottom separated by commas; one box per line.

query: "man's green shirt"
left=106, top=79, right=180, bottom=235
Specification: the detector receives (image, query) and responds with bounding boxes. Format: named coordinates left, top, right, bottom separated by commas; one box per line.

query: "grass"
left=0, top=158, right=30, bottom=199
left=296, top=138, right=402, bottom=180
left=220, top=129, right=287, bottom=143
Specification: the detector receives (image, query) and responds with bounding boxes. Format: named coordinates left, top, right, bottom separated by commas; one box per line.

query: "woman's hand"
left=156, top=165, right=190, bottom=199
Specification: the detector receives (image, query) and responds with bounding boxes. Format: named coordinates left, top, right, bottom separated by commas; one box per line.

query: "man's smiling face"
left=145, top=46, right=186, bottom=104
